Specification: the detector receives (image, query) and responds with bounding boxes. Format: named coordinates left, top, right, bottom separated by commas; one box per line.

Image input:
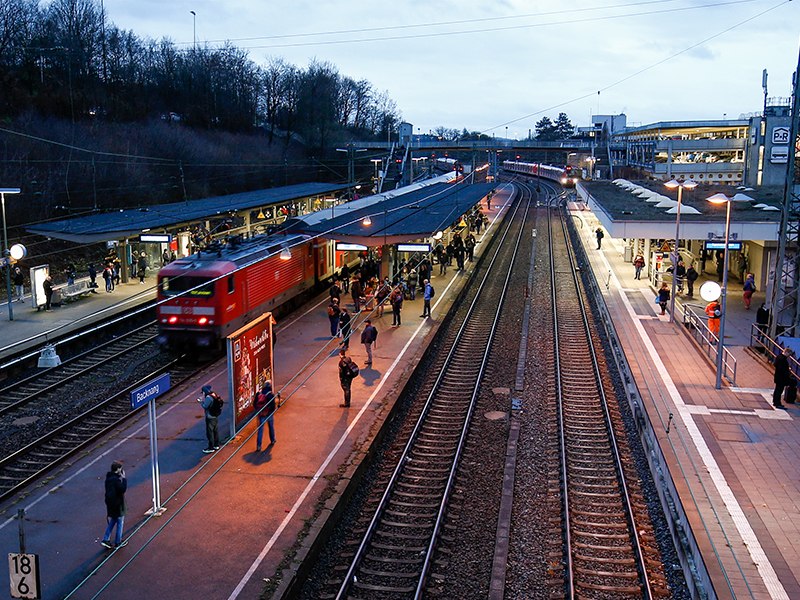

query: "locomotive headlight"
left=168, top=316, right=178, bottom=324
left=560, top=177, right=568, bottom=184
left=198, top=317, right=208, bottom=325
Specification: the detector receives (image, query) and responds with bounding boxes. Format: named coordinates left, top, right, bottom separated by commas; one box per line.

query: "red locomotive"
left=157, top=233, right=335, bottom=348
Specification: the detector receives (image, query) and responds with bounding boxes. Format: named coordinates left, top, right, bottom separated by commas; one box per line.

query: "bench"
left=59, top=280, right=94, bottom=303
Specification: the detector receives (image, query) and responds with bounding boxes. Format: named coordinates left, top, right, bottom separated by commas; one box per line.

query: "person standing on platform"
left=685, top=263, right=699, bottom=298
left=100, top=461, right=127, bottom=549
left=327, top=297, right=341, bottom=338
left=742, top=273, right=756, bottom=310
left=88, top=263, right=99, bottom=293
left=675, top=260, right=686, bottom=294
left=12, top=266, right=24, bottom=302
left=137, top=253, right=147, bottom=284
left=162, top=248, right=170, bottom=266
left=198, top=384, right=222, bottom=453
left=338, top=350, right=357, bottom=408
left=633, top=254, right=645, bottom=280
left=66, top=262, right=76, bottom=286
left=102, top=264, right=113, bottom=292
left=705, top=299, right=721, bottom=342
left=595, top=228, right=604, bottom=249
left=772, top=346, right=795, bottom=409
left=390, top=285, right=403, bottom=327
left=716, top=251, right=725, bottom=282
left=113, top=257, right=121, bottom=286
left=339, top=307, right=352, bottom=350
left=350, top=276, right=362, bottom=313
left=657, top=282, right=670, bottom=316
left=465, top=233, right=476, bottom=262
left=43, top=274, right=54, bottom=311
left=253, top=381, right=278, bottom=451
left=421, top=279, right=433, bottom=318
left=756, top=303, right=770, bottom=343
left=329, top=278, right=341, bottom=303
left=407, top=268, right=418, bottom=300
left=340, top=264, right=351, bottom=293
left=361, top=319, right=378, bottom=366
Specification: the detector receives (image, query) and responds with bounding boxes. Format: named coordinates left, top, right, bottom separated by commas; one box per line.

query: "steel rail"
left=335, top=185, right=530, bottom=599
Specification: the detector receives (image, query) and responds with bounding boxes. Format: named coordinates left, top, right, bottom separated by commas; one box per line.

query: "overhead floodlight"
left=280, top=246, right=292, bottom=260
left=362, top=215, right=372, bottom=226
left=707, top=193, right=731, bottom=205
left=9, top=243, right=27, bottom=260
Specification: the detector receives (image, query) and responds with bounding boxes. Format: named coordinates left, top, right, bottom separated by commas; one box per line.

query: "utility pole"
left=769, top=47, right=800, bottom=339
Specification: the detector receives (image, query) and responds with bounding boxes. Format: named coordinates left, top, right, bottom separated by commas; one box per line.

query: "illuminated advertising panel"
left=226, top=312, right=274, bottom=433
left=29, top=265, right=49, bottom=309
left=704, top=241, right=743, bottom=251
left=139, top=233, right=172, bottom=243
left=336, top=242, right=368, bottom=252
left=397, top=243, right=431, bottom=253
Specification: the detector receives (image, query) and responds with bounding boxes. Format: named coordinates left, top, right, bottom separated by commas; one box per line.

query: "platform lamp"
left=2, top=188, right=22, bottom=321
left=664, top=179, right=697, bottom=323
left=707, top=192, right=733, bottom=389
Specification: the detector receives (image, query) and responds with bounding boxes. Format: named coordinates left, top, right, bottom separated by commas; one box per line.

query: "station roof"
left=286, top=176, right=493, bottom=245
left=621, top=119, right=749, bottom=135
left=581, top=180, right=783, bottom=242
left=26, top=182, right=348, bottom=244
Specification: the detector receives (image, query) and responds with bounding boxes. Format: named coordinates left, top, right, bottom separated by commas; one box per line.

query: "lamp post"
left=664, top=179, right=697, bottom=323
left=190, top=11, right=196, bottom=49
left=707, top=192, right=733, bottom=389
left=2, top=188, right=22, bottom=321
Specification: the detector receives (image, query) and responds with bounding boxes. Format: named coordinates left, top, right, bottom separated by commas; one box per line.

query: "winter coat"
left=104, top=470, right=127, bottom=518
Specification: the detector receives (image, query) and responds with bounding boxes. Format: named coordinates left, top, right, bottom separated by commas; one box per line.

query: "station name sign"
left=336, top=242, right=368, bottom=252
left=397, top=243, right=431, bottom=253
left=130, top=373, right=171, bottom=410
left=140, top=233, right=172, bottom=243
left=704, top=241, right=743, bottom=251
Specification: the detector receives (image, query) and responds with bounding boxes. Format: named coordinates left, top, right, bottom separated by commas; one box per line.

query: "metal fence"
left=681, top=303, right=737, bottom=385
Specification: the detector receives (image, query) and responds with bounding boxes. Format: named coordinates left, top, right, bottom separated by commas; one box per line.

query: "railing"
left=682, top=303, right=737, bottom=385
left=749, top=323, right=800, bottom=377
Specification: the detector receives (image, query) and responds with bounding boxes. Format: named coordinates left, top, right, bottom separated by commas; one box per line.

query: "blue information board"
left=130, top=373, right=171, bottom=409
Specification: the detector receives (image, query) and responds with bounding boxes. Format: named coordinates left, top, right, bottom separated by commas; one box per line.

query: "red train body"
left=157, top=234, right=334, bottom=347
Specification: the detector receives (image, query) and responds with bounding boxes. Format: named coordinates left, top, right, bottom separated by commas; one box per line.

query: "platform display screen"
left=226, top=312, right=274, bottom=433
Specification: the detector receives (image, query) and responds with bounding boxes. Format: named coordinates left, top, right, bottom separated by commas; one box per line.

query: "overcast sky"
left=106, top=0, right=799, bottom=138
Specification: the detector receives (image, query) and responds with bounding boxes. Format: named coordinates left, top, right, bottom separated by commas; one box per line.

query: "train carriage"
left=502, top=161, right=579, bottom=187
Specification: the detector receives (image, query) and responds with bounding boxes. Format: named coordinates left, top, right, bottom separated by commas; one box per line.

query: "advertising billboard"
left=226, top=312, right=274, bottom=433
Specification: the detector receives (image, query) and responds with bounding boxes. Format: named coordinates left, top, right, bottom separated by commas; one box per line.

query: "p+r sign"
left=130, top=373, right=171, bottom=410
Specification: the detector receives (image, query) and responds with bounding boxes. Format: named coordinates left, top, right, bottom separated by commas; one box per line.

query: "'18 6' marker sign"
left=8, top=553, right=40, bottom=599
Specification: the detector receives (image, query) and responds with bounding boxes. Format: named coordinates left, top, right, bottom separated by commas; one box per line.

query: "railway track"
left=0, top=358, right=198, bottom=502
left=324, top=186, right=531, bottom=599
left=0, top=322, right=159, bottom=417
left=546, top=201, right=653, bottom=597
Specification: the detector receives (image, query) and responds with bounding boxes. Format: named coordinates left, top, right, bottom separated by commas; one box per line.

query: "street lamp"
left=664, top=179, right=697, bottom=323
left=190, top=11, right=196, bottom=49
left=2, top=187, right=22, bottom=321
left=707, top=192, right=733, bottom=389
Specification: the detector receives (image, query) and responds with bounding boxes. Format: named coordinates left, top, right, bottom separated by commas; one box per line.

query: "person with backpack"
left=253, top=381, right=278, bottom=451
left=360, top=319, right=378, bottom=366
left=421, top=279, right=434, bottom=318
left=390, top=285, right=404, bottom=327
left=338, top=350, right=359, bottom=408
left=595, top=228, right=605, bottom=249
left=198, top=384, right=223, bottom=453
left=633, top=254, right=645, bottom=280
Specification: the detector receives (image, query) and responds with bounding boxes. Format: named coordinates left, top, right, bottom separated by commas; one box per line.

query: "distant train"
left=157, top=233, right=334, bottom=348
left=502, top=161, right=580, bottom=188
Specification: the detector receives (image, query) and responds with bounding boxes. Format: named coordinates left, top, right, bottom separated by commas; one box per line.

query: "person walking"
left=338, top=350, right=358, bottom=407
left=327, top=297, right=341, bottom=337
left=465, top=233, right=476, bottom=262
left=198, top=384, right=223, bottom=453
left=595, top=228, right=605, bottom=249
left=742, top=273, right=756, bottom=310
left=137, top=253, right=147, bottom=284
left=351, top=276, right=363, bottom=313
left=705, top=299, right=721, bottom=341
left=339, top=307, right=352, bottom=350
left=340, top=264, right=351, bottom=293
left=421, top=279, right=434, bottom=318
left=43, top=274, right=54, bottom=311
left=361, top=319, right=378, bottom=366
left=675, top=260, right=686, bottom=294
left=375, top=278, right=390, bottom=317
left=12, top=266, right=24, bottom=302
left=772, top=346, right=795, bottom=409
left=100, top=461, right=127, bottom=549
left=253, top=381, right=278, bottom=451
left=685, top=263, right=699, bottom=298
left=633, top=254, right=645, bottom=280
left=657, top=282, right=670, bottom=316
left=390, top=285, right=403, bottom=327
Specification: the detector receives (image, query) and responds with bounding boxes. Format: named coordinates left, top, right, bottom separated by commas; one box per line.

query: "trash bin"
left=623, top=246, right=633, bottom=262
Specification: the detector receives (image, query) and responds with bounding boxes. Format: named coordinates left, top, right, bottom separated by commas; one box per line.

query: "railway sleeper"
left=383, top=508, right=437, bottom=519
left=572, top=530, right=632, bottom=540
left=575, top=580, right=642, bottom=594
left=352, top=581, right=415, bottom=594
left=357, top=566, right=420, bottom=579
left=573, top=519, right=630, bottom=530
left=370, top=541, right=427, bottom=552
left=396, top=481, right=446, bottom=491
left=380, top=519, right=433, bottom=529
left=575, top=553, right=635, bottom=565
left=575, top=566, right=640, bottom=579
left=374, top=530, right=430, bottom=542
left=388, top=499, right=440, bottom=509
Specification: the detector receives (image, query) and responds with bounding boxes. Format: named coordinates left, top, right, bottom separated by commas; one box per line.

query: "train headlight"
left=198, top=317, right=208, bottom=325
left=560, top=177, right=568, bottom=184
left=168, top=316, right=178, bottom=324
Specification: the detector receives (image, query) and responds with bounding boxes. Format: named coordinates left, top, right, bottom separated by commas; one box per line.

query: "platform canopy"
left=285, top=178, right=493, bottom=245
left=26, top=182, right=349, bottom=244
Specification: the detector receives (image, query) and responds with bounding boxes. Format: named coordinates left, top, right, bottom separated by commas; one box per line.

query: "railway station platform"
left=0, top=185, right=514, bottom=600
left=572, top=205, right=800, bottom=599
left=0, top=279, right=157, bottom=365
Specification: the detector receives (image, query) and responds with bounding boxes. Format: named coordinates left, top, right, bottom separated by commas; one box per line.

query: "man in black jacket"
left=101, top=461, right=128, bottom=548
left=773, top=346, right=795, bottom=409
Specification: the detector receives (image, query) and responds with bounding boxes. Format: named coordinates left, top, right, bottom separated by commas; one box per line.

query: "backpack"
left=327, top=305, right=336, bottom=317
left=253, top=392, right=267, bottom=412
left=349, top=361, right=360, bottom=377
left=208, top=392, right=223, bottom=417
left=429, top=285, right=435, bottom=298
